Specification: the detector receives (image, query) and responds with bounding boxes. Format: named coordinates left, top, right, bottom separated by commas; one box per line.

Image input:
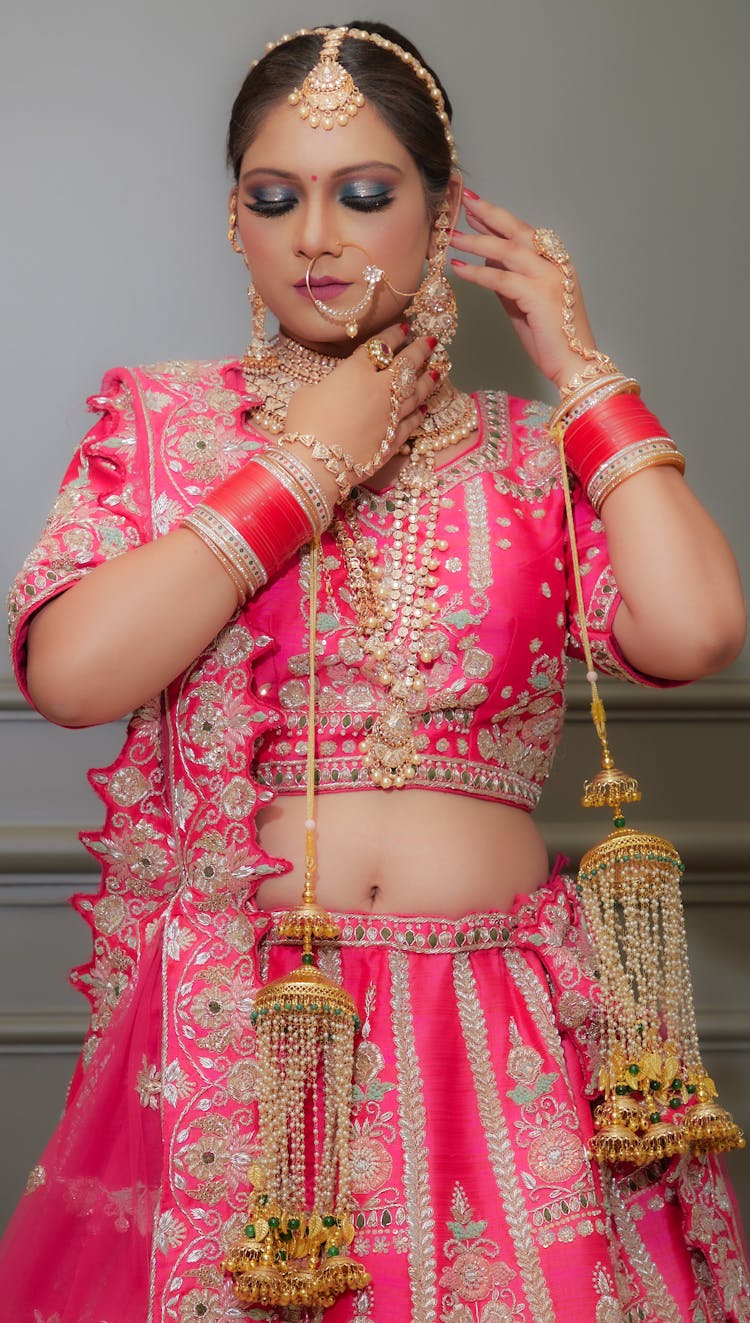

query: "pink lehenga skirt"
left=0, top=874, right=747, bottom=1322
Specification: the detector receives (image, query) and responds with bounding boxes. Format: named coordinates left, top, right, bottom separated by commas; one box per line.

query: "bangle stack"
left=551, top=373, right=686, bottom=514
left=182, top=450, right=332, bottom=604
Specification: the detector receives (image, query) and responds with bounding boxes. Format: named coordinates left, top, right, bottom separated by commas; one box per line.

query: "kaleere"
left=554, top=426, right=745, bottom=1167
left=224, top=541, right=370, bottom=1309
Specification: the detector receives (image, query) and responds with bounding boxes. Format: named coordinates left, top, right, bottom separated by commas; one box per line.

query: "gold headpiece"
left=255, top=26, right=459, bottom=165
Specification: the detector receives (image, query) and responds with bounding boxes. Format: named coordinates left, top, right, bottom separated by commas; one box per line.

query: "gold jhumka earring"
left=405, top=201, right=458, bottom=355
left=224, top=545, right=370, bottom=1311
left=228, top=190, right=269, bottom=362
left=557, top=444, right=744, bottom=1168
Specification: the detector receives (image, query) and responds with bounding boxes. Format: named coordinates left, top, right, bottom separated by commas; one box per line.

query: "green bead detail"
left=322, top=1215, right=336, bottom=1228
left=268, top=1217, right=280, bottom=1229
left=628, top=1064, right=640, bottom=1076
left=668, top=1097, right=681, bottom=1110
left=686, top=1083, right=697, bottom=1095
left=302, top=953, right=314, bottom=966
left=615, top=1085, right=630, bottom=1096
left=245, top=1225, right=256, bottom=1239
left=671, top=1078, right=683, bottom=1091
left=327, top=1246, right=340, bottom=1257
left=288, top=1218, right=300, bottom=1230
left=649, top=1112, right=662, bottom=1124
left=649, top=1080, right=660, bottom=1091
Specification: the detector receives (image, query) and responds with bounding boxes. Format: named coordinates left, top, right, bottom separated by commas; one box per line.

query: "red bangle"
left=205, top=460, right=313, bottom=578
left=564, top=395, right=671, bottom=491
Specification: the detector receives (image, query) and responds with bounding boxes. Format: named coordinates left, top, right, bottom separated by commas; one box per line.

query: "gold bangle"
left=549, top=374, right=639, bottom=435
left=590, top=443, right=686, bottom=513
left=182, top=506, right=268, bottom=600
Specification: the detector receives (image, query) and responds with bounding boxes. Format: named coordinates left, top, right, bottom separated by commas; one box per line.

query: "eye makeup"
left=244, top=180, right=396, bottom=218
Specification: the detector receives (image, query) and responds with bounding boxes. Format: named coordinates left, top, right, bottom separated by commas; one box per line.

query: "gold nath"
left=256, top=26, right=458, bottom=164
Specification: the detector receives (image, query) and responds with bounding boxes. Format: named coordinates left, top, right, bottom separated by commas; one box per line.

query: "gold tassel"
left=224, top=543, right=370, bottom=1308
left=555, top=427, right=745, bottom=1167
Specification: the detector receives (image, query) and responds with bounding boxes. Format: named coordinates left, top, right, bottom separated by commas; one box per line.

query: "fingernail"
left=429, top=369, right=441, bottom=383
left=426, top=335, right=438, bottom=349
left=419, top=404, right=428, bottom=414
left=450, top=258, right=467, bottom=267
left=463, top=187, right=480, bottom=200
left=400, top=322, right=411, bottom=335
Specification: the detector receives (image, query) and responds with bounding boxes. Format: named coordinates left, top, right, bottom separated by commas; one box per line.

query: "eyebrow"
left=240, top=160, right=404, bottom=184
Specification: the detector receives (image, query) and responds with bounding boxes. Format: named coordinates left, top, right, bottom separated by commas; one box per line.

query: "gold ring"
left=365, top=339, right=394, bottom=371
left=532, top=227, right=570, bottom=266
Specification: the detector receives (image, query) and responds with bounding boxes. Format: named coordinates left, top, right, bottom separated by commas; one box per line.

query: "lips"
left=295, top=276, right=352, bottom=301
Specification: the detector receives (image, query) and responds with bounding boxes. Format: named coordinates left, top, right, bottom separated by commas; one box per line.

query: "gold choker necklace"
left=242, top=333, right=477, bottom=449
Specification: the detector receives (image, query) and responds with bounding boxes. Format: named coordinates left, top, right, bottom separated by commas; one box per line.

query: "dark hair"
left=226, top=21, right=454, bottom=215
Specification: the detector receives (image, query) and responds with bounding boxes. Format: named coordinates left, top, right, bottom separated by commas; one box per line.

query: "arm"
left=450, top=196, right=746, bottom=681
left=22, top=329, right=437, bottom=727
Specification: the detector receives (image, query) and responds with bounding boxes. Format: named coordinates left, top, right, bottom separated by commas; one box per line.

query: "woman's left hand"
left=449, top=194, right=598, bottom=390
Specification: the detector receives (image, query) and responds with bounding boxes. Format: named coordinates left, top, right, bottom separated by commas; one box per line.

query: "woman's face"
left=234, top=100, right=434, bottom=354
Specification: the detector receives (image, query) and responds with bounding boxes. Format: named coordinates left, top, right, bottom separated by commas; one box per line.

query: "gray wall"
left=2, top=0, right=748, bottom=1232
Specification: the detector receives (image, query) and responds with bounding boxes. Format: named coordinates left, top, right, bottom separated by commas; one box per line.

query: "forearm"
left=26, top=528, right=239, bottom=727
left=604, top=466, right=746, bottom=680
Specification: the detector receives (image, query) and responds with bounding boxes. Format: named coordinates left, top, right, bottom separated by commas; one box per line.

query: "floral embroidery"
left=136, top=1056, right=162, bottom=1108
left=440, top=1184, right=519, bottom=1317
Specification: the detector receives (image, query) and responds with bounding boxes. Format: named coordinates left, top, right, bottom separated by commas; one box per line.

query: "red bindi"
left=311, top=174, right=318, bottom=182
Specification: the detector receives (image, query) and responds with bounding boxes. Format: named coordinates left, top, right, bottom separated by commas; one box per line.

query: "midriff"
left=254, top=790, right=550, bottom=917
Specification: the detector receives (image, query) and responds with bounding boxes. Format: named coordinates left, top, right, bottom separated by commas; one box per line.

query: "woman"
left=2, top=20, right=748, bottom=1322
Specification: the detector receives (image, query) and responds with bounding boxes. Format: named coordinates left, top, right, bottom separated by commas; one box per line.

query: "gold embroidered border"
left=602, top=1169, right=683, bottom=1323
left=465, top=474, right=493, bottom=595
left=505, top=949, right=567, bottom=1074
left=454, top=953, right=556, bottom=1323
left=389, top=950, right=437, bottom=1322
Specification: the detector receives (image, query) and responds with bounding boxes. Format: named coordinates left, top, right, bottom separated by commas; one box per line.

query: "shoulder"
left=90, top=358, right=244, bottom=416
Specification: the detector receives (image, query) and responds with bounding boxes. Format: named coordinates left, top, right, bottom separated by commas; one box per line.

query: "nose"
left=292, top=195, right=342, bottom=263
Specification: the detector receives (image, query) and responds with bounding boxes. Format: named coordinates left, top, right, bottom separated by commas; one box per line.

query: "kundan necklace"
left=243, top=332, right=479, bottom=787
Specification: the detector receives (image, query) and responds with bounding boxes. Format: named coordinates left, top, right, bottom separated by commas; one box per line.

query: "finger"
left=449, top=259, right=530, bottom=302
left=450, top=231, right=542, bottom=276
left=358, top=322, right=412, bottom=360
left=396, top=334, right=439, bottom=369
left=462, top=196, right=534, bottom=244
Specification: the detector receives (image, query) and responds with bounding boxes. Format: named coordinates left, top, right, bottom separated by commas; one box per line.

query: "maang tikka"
left=228, top=189, right=269, bottom=361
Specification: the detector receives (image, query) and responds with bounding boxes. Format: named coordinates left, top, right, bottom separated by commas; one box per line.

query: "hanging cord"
left=303, top=538, right=320, bottom=907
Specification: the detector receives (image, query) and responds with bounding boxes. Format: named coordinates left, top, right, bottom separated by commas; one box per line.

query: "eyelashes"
left=245, top=188, right=395, bottom=218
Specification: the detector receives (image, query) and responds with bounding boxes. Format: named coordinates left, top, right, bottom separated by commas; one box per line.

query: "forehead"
left=240, top=101, right=416, bottom=178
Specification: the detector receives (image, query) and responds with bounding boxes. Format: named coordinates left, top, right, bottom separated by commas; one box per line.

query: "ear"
left=427, top=173, right=463, bottom=259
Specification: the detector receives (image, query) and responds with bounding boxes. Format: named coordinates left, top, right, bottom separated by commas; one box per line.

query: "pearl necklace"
left=243, top=333, right=479, bottom=788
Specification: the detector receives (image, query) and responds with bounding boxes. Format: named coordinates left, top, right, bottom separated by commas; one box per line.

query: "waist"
left=255, top=790, right=550, bottom=916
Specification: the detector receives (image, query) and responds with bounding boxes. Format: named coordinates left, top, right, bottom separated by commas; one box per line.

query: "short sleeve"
left=564, top=475, right=680, bottom=687
left=7, top=372, right=152, bottom=703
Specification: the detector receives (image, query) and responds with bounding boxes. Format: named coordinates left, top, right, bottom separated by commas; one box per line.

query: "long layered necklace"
left=243, top=334, right=479, bottom=786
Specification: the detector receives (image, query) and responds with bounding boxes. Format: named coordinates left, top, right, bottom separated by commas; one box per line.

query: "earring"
left=245, top=282, right=268, bottom=361
left=405, top=203, right=458, bottom=349
left=228, top=190, right=244, bottom=255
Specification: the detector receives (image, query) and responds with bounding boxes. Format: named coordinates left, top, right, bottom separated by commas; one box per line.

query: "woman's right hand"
left=282, top=325, right=439, bottom=488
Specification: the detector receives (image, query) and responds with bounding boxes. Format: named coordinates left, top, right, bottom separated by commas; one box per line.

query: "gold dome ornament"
left=553, top=425, right=744, bottom=1167
left=224, top=543, right=370, bottom=1310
